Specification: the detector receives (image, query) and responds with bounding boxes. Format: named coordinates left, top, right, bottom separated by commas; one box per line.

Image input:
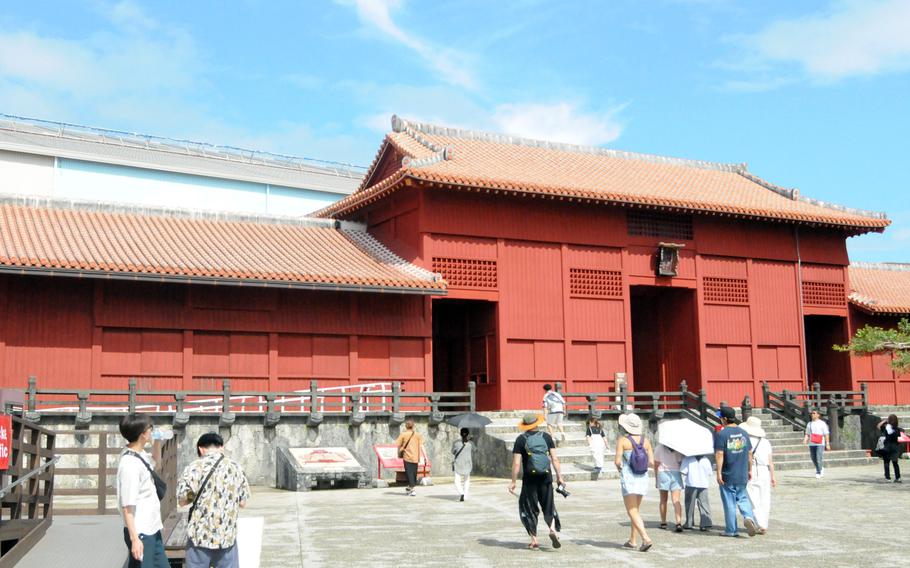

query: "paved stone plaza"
left=20, top=463, right=908, bottom=567
left=251, top=463, right=909, bottom=567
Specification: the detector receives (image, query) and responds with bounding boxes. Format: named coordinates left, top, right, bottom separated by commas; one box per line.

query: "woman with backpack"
left=877, top=414, right=904, bottom=483
left=614, top=413, right=653, bottom=552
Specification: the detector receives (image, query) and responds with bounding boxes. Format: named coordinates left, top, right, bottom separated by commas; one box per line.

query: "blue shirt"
left=714, top=426, right=752, bottom=485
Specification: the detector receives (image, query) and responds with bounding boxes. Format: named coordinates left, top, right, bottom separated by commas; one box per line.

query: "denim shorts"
left=658, top=470, right=683, bottom=491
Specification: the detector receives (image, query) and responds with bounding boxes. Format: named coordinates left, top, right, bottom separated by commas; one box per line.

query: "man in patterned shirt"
left=176, top=432, right=250, bottom=568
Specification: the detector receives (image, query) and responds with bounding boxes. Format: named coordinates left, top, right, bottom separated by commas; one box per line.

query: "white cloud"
left=739, top=0, right=910, bottom=81
left=340, top=0, right=476, bottom=89
left=491, top=102, right=625, bottom=146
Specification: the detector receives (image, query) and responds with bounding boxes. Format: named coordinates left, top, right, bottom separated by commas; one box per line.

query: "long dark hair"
left=888, top=414, right=899, bottom=428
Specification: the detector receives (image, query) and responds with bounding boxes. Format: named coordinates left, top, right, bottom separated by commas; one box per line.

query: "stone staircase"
left=747, top=408, right=875, bottom=470
left=480, top=409, right=875, bottom=482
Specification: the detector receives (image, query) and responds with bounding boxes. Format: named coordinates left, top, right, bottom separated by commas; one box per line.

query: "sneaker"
left=459, top=495, right=465, bottom=501
left=895, top=479, right=902, bottom=484
left=815, top=473, right=821, bottom=479
left=408, top=490, right=417, bottom=497
left=820, top=469, right=824, bottom=478
left=744, top=517, right=757, bottom=537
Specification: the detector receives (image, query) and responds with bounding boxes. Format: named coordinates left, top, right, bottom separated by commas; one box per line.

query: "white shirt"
left=117, top=449, right=163, bottom=536
left=749, top=436, right=773, bottom=467
left=543, top=391, right=565, bottom=413
left=654, top=444, right=683, bottom=472
left=680, top=456, right=712, bottom=489
left=805, top=419, right=830, bottom=444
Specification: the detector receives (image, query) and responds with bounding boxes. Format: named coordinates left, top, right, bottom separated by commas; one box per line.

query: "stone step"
left=494, top=432, right=590, bottom=448
left=772, top=455, right=876, bottom=471
left=558, top=463, right=625, bottom=483
left=771, top=449, right=868, bottom=462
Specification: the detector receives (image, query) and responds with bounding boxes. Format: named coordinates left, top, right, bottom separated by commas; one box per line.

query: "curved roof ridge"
left=851, top=262, right=910, bottom=271
left=391, top=115, right=746, bottom=173
left=738, top=171, right=887, bottom=221
left=340, top=227, right=443, bottom=283
left=0, top=193, right=339, bottom=228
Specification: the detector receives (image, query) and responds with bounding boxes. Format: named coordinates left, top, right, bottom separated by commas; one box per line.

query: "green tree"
left=835, top=318, right=910, bottom=373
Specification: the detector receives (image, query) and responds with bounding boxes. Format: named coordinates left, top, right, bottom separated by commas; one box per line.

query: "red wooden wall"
left=0, top=275, right=432, bottom=393
left=848, top=309, right=910, bottom=405
left=353, top=185, right=858, bottom=409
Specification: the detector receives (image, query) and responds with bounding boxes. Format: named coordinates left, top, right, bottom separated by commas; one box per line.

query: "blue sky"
left=1, top=0, right=908, bottom=261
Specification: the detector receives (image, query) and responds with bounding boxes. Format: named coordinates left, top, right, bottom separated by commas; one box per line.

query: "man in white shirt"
left=541, top=384, right=566, bottom=443
left=117, top=414, right=169, bottom=568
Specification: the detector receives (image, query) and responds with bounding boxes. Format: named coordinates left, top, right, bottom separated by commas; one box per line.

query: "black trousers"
left=404, top=460, right=418, bottom=488
left=518, top=475, right=561, bottom=536
left=884, top=458, right=901, bottom=480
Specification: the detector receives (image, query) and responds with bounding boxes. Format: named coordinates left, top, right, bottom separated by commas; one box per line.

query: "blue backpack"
left=627, top=435, right=649, bottom=474
left=524, top=431, right=552, bottom=476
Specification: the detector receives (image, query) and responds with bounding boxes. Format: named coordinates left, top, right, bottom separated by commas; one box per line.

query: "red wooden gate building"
left=0, top=116, right=902, bottom=410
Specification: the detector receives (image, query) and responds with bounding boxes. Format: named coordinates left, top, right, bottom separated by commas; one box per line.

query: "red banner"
left=0, top=415, right=11, bottom=470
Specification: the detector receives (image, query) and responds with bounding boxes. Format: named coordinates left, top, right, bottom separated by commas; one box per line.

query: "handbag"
left=398, top=433, right=414, bottom=459
left=809, top=433, right=824, bottom=445
left=127, top=451, right=167, bottom=501
left=875, top=435, right=886, bottom=453
left=452, top=441, right=468, bottom=471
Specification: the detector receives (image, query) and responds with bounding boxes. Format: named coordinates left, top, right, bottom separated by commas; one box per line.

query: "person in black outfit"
left=878, top=414, right=904, bottom=483
left=508, top=414, right=566, bottom=550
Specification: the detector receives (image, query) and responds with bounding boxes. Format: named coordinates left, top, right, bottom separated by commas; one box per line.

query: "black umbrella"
left=446, top=412, right=492, bottom=429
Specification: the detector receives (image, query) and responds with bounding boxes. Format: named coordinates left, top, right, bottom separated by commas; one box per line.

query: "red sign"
left=0, top=415, right=11, bottom=470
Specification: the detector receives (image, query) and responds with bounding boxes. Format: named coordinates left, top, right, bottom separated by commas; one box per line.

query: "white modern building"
left=0, top=114, right=363, bottom=215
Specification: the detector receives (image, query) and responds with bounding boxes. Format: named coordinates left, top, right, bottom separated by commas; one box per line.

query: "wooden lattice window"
left=703, top=277, right=749, bottom=304
left=802, top=281, right=846, bottom=307
left=569, top=268, right=623, bottom=298
left=431, top=257, right=498, bottom=289
left=627, top=210, right=693, bottom=240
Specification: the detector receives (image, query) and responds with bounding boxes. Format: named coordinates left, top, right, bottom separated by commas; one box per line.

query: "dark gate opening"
left=432, top=300, right=497, bottom=408
left=804, top=315, right=850, bottom=390
left=630, top=286, right=700, bottom=393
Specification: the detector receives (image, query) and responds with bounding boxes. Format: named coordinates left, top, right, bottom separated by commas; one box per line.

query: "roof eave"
left=0, top=265, right=446, bottom=296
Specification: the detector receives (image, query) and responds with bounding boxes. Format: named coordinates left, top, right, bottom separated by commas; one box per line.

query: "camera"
left=555, top=483, right=570, bottom=498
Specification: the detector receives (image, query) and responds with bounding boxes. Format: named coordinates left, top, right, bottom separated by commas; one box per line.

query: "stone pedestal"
left=276, top=447, right=369, bottom=491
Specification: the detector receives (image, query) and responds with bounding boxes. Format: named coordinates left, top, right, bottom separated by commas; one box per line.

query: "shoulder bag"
left=127, top=450, right=167, bottom=501
left=398, top=432, right=414, bottom=459
left=188, top=454, right=225, bottom=522
left=452, top=441, right=468, bottom=471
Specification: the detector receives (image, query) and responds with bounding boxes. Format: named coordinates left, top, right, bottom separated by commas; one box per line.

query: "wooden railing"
left=0, top=416, right=56, bottom=567
left=52, top=430, right=119, bottom=515
left=558, top=381, right=723, bottom=429
left=25, top=377, right=476, bottom=428
left=761, top=381, right=867, bottom=430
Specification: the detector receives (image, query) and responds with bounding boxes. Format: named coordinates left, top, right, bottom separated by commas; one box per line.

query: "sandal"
left=675, top=524, right=684, bottom=533
left=622, top=541, right=636, bottom=549
left=549, top=532, right=561, bottom=549
left=527, top=543, right=539, bottom=550
left=659, top=522, right=668, bottom=530
left=639, top=541, right=653, bottom=552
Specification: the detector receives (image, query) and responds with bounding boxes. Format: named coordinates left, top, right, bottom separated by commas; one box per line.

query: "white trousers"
left=454, top=472, right=471, bottom=498
left=589, top=436, right=606, bottom=469
left=747, top=465, right=772, bottom=529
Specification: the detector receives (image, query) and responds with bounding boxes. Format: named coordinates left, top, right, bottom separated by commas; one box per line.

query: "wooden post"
left=741, top=395, right=752, bottom=422
left=827, top=400, right=841, bottom=450
left=761, top=381, right=770, bottom=408
left=620, top=382, right=628, bottom=413
left=860, top=382, right=868, bottom=410
left=219, top=379, right=236, bottom=428
left=698, top=389, right=707, bottom=422
left=587, top=394, right=600, bottom=419
left=307, top=379, right=323, bottom=427
left=128, top=378, right=137, bottom=414
left=468, top=381, right=476, bottom=412
left=390, top=381, right=405, bottom=426
left=680, top=380, right=688, bottom=410
left=264, top=393, right=280, bottom=428
left=173, top=393, right=189, bottom=429
left=813, top=381, right=821, bottom=409
left=27, top=376, right=37, bottom=413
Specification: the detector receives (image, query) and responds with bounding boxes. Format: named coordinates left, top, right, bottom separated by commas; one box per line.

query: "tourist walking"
left=542, top=384, right=566, bottom=443
left=585, top=417, right=608, bottom=474
left=396, top=418, right=424, bottom=496
left=452, top=428, right=476, bottom=501
left=803, top=409, right=830, bottom=479
left=176, top=432, right=250, bottom=568
left=654, top=443, right=684, bottom=532
left=614, top=413, right=653, bottom=552
left=714, top=406, right=759, bottom=537
left=680, top=454, right=712, bottom=531
left=117, top=414, right=170, bottom=568
left=877, top=414, right=904, bottom=483
left=509, top=414, right=565, bottom=550
left=741, top=416, right=776, bottom=534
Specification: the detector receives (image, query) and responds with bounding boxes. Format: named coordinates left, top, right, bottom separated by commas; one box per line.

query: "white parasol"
left=657, top=418, right=714, bottom=456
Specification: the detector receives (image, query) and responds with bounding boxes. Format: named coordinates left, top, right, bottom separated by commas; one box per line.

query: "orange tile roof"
left=0, top=198, right=444, bottom=293
left=317, top=117, right=889, bottom=234
left=849, top=263, right=910, bottom=315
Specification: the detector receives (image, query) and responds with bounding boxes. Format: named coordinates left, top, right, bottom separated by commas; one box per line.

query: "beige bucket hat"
left=740, top=416, right=766, bottom=438
left=618, top=412, right=643, bottom=435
